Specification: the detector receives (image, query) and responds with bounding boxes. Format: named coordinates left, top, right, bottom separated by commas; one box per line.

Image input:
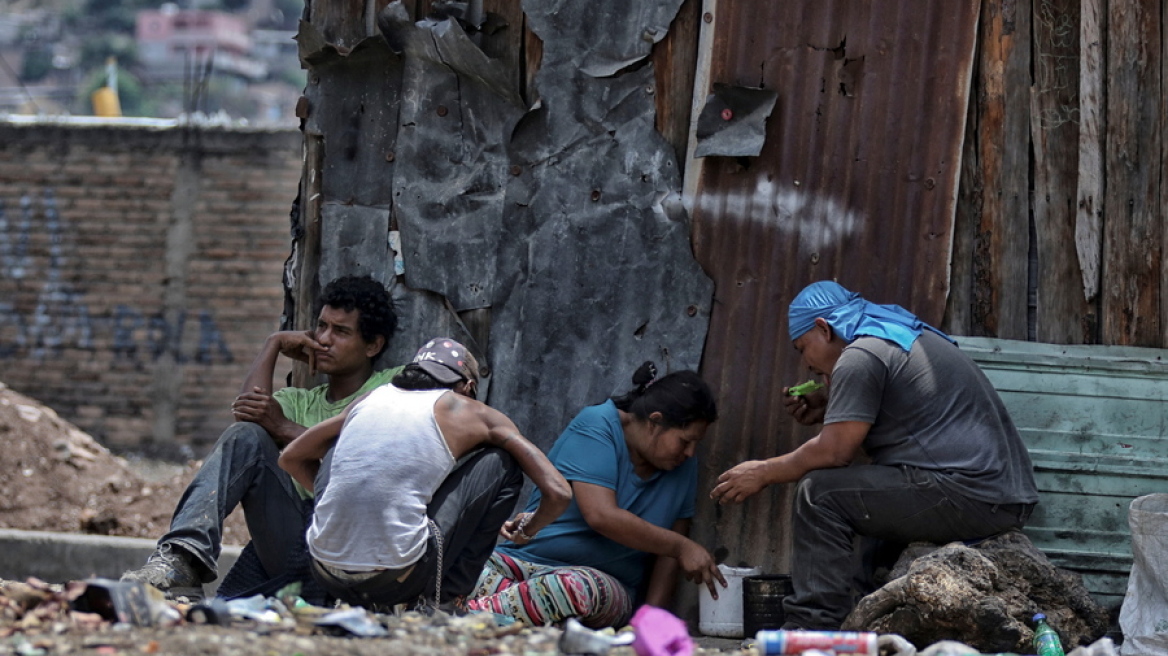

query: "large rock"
left=842, top=531, right=1109, bottom=652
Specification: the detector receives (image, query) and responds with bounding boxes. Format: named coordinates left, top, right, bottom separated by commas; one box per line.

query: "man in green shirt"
left=122, top=275, right=399, bottom=602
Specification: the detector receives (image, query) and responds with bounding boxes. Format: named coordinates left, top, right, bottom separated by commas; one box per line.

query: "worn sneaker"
left=120, top=542, right=205, bottom=602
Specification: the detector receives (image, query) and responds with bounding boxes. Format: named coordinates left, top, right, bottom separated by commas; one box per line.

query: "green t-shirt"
left=273, top=366, right=401, bottom=498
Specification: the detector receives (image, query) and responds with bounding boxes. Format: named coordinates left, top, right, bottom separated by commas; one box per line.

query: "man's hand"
left=270, top=330, right=326, bottom=365
left=711, top=460, right=773, bottom=504
left=677, top=539, right=728, bottom=600
left=232, top=387, right=299, bottom=446
left=782, top=385, right=827, bottom=426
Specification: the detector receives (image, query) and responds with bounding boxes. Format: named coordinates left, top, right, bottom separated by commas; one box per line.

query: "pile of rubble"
left=0, top=381, right=247, bottom=543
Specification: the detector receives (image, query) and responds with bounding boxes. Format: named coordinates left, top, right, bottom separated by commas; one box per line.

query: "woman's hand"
left=677, top=539, right=728, bottom=599
left=500, top=512, right=537, bottom=544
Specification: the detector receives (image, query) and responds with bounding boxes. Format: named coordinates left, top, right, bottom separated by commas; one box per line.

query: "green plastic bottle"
left=1032, top=613, right=1065, bottom=656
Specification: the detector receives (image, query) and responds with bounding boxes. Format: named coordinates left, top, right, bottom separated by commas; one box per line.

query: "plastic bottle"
left=755, top=630, right=878, bottom=655
left=1032, top=613, right=1066, bottom=656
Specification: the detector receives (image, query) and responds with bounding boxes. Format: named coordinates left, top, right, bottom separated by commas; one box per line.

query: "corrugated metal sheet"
left=960, top=336, right=1168, bottom=613
left=687, top=0, right=980, bottom=576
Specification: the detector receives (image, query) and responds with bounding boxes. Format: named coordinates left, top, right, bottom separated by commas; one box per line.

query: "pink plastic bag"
left=629, top=605, right=694, bottom=656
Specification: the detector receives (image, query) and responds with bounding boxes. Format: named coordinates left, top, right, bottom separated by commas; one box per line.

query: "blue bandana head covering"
left=787, top=281, right=955, bottom=351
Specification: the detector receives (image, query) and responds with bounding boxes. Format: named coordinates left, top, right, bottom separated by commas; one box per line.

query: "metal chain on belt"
left=428, top=517, right=443, bottom=607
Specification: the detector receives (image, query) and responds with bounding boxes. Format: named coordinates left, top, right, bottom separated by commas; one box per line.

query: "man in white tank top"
left=279, top=338, right=572, bottom=611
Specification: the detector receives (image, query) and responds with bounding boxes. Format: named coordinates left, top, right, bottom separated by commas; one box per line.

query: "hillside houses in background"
left=0, top=0, right=302, bottom=123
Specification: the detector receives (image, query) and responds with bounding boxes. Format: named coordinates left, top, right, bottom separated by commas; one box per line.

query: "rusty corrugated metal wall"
left=286, top=0, right=1168, bottom=622
left=685, top=0, right=980, bottom=582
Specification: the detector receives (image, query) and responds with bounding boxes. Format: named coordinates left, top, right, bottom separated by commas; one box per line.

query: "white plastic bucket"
left=698, top=564, right=761, bottom=637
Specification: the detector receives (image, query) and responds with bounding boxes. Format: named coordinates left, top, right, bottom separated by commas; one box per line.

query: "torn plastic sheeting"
left=377, top=1, right=521, bottom=107
left=694, top=83, right=779, bottom=158
left=296, top=20, right=389, bottom=67
left=480, top=8, right=711, bottom=447
left=507, top=66, right=661, bottom=167
left=488, top=63, right=712, bottom=450
left=387, top=0, right=524, bottom=311
left=523, top=0, right=684, bottom=77
left=303, top=42, right=403, bottom=208
left=319, top=203, right=393, bottom=289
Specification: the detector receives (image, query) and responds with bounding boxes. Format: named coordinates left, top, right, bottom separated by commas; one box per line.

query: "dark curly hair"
left=317, top=275, right=397, bottom=358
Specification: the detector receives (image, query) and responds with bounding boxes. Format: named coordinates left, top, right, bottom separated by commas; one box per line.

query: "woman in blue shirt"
left=467, top=363, right=725, bottom=627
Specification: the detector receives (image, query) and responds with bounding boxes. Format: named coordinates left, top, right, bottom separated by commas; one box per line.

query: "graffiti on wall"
left=0, top=189, right=233, bottom=363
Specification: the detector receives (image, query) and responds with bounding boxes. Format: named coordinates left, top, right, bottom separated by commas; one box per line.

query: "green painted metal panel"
left=959, top=337, right=1168, bottom=614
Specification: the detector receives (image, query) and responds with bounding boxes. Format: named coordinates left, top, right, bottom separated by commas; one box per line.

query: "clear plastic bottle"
left=1032, top=613, right=1066, bottom=656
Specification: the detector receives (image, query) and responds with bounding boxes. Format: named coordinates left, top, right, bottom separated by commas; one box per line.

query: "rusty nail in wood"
left=510, top=165, right=522, bottom=176
left=925, top=178, right=936, bottom=190
left=437, top=105, right=448, bottom=117
left=591, top=189, right=601, bottom=201
left=703, top=12, right=713, bottom=22
left=385, top=151, right=395, bottom=162
left=687, top=305, right=698, bottom=317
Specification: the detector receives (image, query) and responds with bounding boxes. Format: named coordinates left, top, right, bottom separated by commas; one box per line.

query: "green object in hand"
left=788, top=380, right=824, bottom=396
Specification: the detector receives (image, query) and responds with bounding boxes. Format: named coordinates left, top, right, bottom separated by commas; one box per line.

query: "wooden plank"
left=292, top=135, right=324, bottom=390
left=1031, top=0, right=1087, bottom=344
left=944, top=66, right=980, bottom=335
left=522, top=17, right=544, bottom=107
left=481, top=0, right=526, bottom=96
left=971, top=0, right=1031, bottom=339
left=1102, top=0, right=1161, bottom=346
left=1163, top=0, right=1168, bottom=348
left=652, top=0, right=701, bottom=167
left=1075, top=0, right=1104, bottom=318
left=680, top=0, right=717, bottom=206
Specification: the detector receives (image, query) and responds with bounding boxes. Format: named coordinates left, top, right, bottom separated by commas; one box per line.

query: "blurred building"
left=135, top=7, right=267, bottom=82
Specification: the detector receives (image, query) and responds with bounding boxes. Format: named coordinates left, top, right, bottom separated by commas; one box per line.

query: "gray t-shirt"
left=825, top=331, right=1039, bottom=505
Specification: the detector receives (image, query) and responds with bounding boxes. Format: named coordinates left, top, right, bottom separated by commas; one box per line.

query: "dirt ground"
left=0, top=382, right=751, bottom=655
left=0, top=381, right=249, bottom=545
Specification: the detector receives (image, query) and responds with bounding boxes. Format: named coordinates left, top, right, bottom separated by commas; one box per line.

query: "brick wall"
left=0, top=120, right=302, bottom=453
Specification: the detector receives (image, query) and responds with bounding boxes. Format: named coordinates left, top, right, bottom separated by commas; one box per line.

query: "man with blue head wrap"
left=712, top=281, right=1038, bottom=631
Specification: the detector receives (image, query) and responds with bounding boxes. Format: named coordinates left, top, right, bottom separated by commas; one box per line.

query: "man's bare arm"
left=710, top=420, right=870, bottom=504
left=233, top=331, right=324, bottom=445
left=277, top=412, right=345, bottom=491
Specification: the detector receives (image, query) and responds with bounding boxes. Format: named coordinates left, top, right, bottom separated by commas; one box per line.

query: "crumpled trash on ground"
left=915, top=636, right=1117, bottom=656
left=71, top=578, right=182, bottom=628
left=1067, top=637, right=1117, bottom=656
left=314, top=607, right=389, bottom=637
left=558, top=617, right=636, bottom=655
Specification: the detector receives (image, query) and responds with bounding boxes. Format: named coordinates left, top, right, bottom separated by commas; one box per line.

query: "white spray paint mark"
left=687, top=176, right=864, bottom=253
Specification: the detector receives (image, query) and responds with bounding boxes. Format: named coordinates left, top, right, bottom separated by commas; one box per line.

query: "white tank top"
left=307, top=386, right=455, bottom=571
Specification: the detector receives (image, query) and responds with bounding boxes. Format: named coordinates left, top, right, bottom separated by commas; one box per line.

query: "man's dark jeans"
left=311, top=446, right=523, bottom=609
left=160, top=422, right=311, bottom=588
left=785, top=464, right=1035, bottom=630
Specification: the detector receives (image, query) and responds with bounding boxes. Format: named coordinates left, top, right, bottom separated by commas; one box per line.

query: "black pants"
left=785, top=464, right=1035, bottom=630
left=311, top=447, right=523, bottom=608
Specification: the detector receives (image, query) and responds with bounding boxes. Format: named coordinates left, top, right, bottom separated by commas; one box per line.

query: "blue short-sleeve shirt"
left=498, top=400, right=697, bottom=592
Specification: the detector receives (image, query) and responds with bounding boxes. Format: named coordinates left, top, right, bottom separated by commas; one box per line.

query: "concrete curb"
left=0, top=529, right=241, bottom=596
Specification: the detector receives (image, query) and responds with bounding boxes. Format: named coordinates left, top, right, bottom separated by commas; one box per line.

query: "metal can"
left=755, top=630, right=879, bottom=655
